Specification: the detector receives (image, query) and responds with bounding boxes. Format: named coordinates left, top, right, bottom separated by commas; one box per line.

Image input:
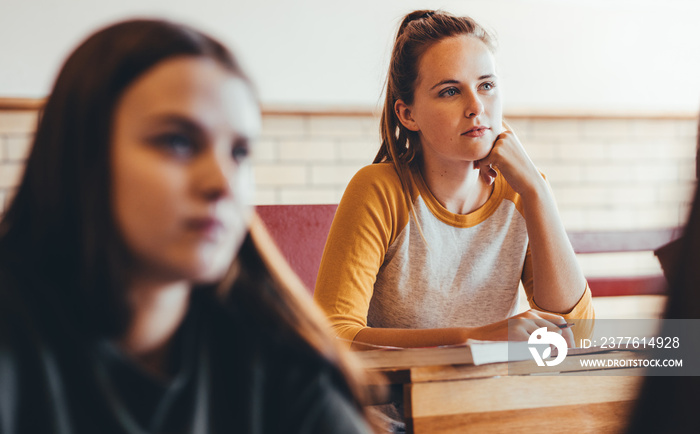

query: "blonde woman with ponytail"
left=314, top=10, right=594, bottom=351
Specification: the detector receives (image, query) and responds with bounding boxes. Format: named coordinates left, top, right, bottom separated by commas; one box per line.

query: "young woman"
left=314, top=10, right=594, bottom=350
left=0, top=19, right=374, bottom=433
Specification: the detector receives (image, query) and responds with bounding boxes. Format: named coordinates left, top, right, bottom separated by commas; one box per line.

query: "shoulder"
left=282, top=367, right=371, bottom=433
left=341, top=162, right=413, bottom=216
left=203, top=291, right=339, bottom=374
left=345, top=163, right=404, bottom=197
left=0, top=267, right=53, bottom=431
left=204, top=299, right=370, bottom=433
left=0, top=266, right=29, bottom=337
left=0, top=262, right=65, bottom=357
left=265, top=344, right=370, bottom=433
left=351, top=162, right=401, bottom=183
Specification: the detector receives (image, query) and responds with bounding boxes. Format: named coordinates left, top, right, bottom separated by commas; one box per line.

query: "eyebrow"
left=145, top=113, right=255, bottom=142
left=147, top=114, right=203, bottom=132
left=429, top=74, right=496, bottom=90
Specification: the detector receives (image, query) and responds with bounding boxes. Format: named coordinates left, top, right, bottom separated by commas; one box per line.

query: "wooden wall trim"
left=264, top=107, right=699, bottom=120
left=1, top=98, right=698, bottom=120
left=0, top=98, right=45, bottom=111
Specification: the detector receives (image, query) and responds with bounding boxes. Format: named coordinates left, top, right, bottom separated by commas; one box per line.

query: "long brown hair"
left=374, top=10, right=496, bottom=224
left=231, top=216, right=378, bottom=414
left=0, top=19, right=248, bottom=337
left=0, top=18, right=375, bottom=424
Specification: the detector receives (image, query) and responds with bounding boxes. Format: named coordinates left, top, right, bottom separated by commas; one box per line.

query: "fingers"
left=560, top=326, right=575, bottom=348
left=530, top=311, right=575, bottom=348
left=479, top=165, right=496, bottom=185
left=509, top=317, right=559, bottom=337
left=532, top=317, right=562, bottom=333
left=532, top=319, right=575, bottom=348
left=531, top=310, right=568, bottom=326
left=494, top=131, right=511, bottom=144
left=479, top=313, right=576, bottom=348
left=478, top=132, right=509, bottom=174
left=475, top=130, right=514, bottom=185
left=509, top=310, right=575, bottom=347
left=501, top=120, right=513, bottom=134
left=486, top=130, right=521, bottom=161
left=475, top=159, right=498, bottom=185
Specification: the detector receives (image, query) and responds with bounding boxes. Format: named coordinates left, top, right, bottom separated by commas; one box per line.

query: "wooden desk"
left=367, top=352, right=645, bottom=434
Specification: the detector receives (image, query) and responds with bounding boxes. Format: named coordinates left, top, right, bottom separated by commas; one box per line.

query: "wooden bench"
left=569, top=228, right=681, bottom=296
left=256, top=204, right=681, bottom=297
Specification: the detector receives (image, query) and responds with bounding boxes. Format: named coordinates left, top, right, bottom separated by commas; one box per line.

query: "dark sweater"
left=0, top=277, right=371, bottom=434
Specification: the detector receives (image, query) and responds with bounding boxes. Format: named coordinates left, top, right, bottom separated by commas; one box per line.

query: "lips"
left=185, top=217, right=225, bottom=241
left=462, top=126, right=489, bottom=138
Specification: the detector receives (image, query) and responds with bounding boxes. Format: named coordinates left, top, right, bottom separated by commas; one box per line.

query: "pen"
left=558, top=323, right=575, bottom=329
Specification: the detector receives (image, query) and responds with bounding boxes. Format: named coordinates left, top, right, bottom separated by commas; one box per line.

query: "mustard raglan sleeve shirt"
left=314, top=164, right=594, bottom=344
left=313, top=164, right=411, bottom=343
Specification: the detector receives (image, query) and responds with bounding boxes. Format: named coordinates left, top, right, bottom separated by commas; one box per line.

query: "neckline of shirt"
left=410, top=166, right=506, bottom=228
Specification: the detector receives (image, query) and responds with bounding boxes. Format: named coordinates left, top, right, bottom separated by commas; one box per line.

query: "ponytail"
left=374, top=10, right=496, bottom=236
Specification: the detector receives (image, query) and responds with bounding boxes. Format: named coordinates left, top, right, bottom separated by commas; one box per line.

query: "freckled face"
left=111, top=56, right=260, bottom=284
left=403, top=35, right=503, bottom=167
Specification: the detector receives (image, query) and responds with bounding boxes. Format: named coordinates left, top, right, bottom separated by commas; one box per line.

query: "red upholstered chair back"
left=256, top=203, right=681, bottom=297
left=256, top=204, right=338, bottom=293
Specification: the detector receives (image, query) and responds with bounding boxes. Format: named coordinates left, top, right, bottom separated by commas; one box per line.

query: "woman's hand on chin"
left=475, top=129, right=544, bottom=198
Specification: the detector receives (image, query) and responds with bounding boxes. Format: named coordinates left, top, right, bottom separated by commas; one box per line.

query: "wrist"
left=460, top=325, right=490, bottom=342
left=518, top=175, right=549, bottom=203
left=456, top=327, right=479, bottom=343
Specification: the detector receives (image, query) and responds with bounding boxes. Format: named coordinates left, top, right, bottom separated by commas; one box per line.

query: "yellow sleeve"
left=521, top=248, right=595, bottom=343
left=313, top=164, right=411, bottom=344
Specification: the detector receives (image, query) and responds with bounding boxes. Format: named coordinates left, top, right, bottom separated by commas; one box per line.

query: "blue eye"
left=154, top=133, right=197, bottom=157
left=480, top=81, right=496, bottom=91
left=440, top=87, right=459, bottom=97
left=232, top=140, right=250, bottom=162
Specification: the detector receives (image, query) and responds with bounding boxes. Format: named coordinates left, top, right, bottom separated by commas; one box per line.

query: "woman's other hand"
left=471, top=309, right=575, bottom=347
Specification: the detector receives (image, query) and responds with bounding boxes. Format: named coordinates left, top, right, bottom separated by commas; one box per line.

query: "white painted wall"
left=1, top=0, right=699, bottom=112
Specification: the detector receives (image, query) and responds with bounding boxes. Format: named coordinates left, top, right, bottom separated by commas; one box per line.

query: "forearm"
left=350, top=312, right=575, bottom=349
left=520, top=179, right=586, bottom=313
left=351, top=326, right=476, bottom=350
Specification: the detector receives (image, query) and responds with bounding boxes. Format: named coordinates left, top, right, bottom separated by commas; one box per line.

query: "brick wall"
left=0, top=110, right=35, bottom=213
left=1, top=108, right=698, bottom=280
left=257, top=114, right=698, bottom=228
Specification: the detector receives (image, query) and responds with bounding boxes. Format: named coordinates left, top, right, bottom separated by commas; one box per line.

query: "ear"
left=394, top=99, right=420, bottom=132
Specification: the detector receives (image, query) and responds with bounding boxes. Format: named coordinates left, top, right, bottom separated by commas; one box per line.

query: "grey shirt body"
left=367, top=193, right=529, bottom=330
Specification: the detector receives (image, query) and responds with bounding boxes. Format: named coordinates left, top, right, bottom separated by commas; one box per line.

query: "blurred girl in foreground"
left=0, top=19, right=373, bottom=433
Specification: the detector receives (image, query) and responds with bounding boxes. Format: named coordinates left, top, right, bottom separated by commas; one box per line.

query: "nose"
left=464, top=90, right=484, bottom=118
left=197, top=148, right=235, bottom=202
